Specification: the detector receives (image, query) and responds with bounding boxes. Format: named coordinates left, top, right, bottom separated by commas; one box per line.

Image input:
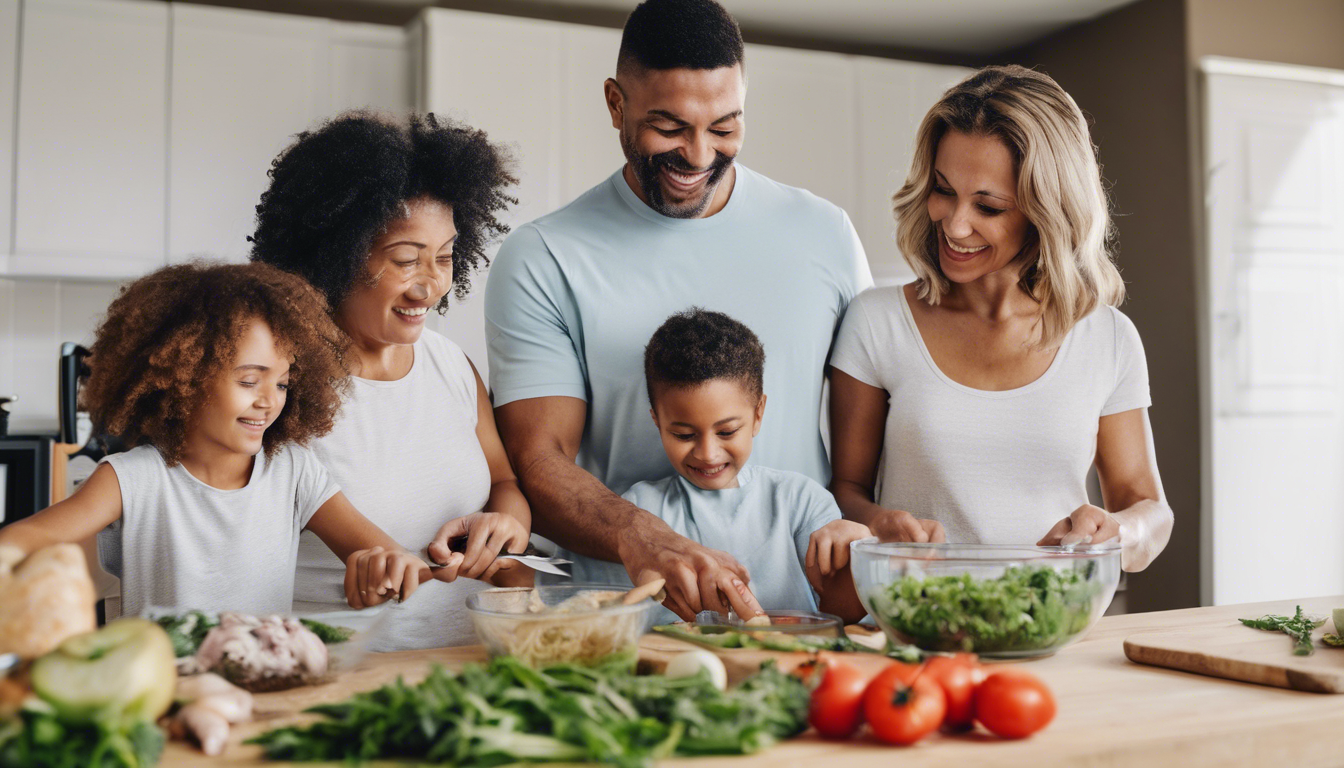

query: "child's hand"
left=425, top=512, right=530, bottom=584
left=805, top=520, right=872, bottom=594
left=344, top=546, right=432, bottom=609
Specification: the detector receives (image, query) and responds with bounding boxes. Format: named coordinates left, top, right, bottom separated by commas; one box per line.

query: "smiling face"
left=651, top=378, right=764, bottom=491
left=335, top=197, right=456, bottom=349
left=607, top=65, right=745, bottom=219
left=193, top=319, right=291, bottom=458
left=926, top=130, right=1033, bottom=284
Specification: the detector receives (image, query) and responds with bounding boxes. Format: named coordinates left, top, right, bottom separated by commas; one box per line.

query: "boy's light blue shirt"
left=484, top=165, right=872, bottom=494
left=565, top=465, right=842, bottom=618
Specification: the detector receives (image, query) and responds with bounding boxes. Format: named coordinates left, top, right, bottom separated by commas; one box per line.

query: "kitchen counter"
left=163, top=595, right=1344, bottom=767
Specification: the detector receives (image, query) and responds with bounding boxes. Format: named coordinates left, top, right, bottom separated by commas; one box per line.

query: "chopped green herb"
left=249, top=655, right=808, bottom=767
left=1239, top=605, right=1325, bottom=656
left=651, top=624, right=926, bottom=662
left=297, top=618, right=354, bottom=645
left=866, top=562, right=1102, bottom=654
left=0, top=706, right=164, bottom=768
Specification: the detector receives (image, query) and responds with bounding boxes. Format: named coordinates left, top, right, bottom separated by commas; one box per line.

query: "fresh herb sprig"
left=1239, top=605, right=1325, bottom=656
left=249, top=655, right=808, bottom=768
left=0, top=704, right=164, bottom=768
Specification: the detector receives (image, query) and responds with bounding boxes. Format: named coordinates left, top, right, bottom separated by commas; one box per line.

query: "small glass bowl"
left=850, top=539, right=1121, bottom=659
left=465, top=584, right=657, bottom=669
left=692, top=609, right=843, bottom=638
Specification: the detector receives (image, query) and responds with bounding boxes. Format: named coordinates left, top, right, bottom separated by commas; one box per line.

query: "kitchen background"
left=0, top=0, right=1339, bottom=615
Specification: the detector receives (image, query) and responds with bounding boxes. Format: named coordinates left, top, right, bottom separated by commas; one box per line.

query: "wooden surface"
left=1125, top=607, right=1344, bottom=692
left=162, top=595, right=1344, bottom=767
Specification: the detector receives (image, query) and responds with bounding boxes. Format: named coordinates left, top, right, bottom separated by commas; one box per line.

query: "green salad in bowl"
left=852, top=540, right=1121, bottom=658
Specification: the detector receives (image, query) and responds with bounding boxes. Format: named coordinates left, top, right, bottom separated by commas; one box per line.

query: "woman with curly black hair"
left=251, top=111, right=529, bottom=649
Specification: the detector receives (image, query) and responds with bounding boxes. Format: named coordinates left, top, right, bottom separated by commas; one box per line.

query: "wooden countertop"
left=163, top=595, right=1344, bottom=767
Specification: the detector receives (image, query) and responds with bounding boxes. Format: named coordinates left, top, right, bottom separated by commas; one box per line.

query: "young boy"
left=568, top=308, right=871, bottom=623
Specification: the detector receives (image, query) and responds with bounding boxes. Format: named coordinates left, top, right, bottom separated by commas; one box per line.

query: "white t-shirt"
left=829, top=285, right=1151, bottom=545
left=99, top=444, right=339, bottom=619
left=292, top=330, right=492, bottom=650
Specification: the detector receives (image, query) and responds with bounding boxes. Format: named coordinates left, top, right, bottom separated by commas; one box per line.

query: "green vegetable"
left=249, top=655, right=808, bottom=767
left=1239, top=605, right=1325, bottom=656
left=298, top=618, right=355, bottom=645
left=1323, top=634, right=1344, bottom=648
left=31, top=619, right=178, bottom=723
left=651, top=623, right=927, bottom=663
left=0, top=702, right=164, bottom=768
left=866, top=562, right=1101, bottom=654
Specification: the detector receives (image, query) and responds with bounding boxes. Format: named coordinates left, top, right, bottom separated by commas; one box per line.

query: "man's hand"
left=620, top=523, right=763, bottom=620
left=871, top=509, right=946, bottom=543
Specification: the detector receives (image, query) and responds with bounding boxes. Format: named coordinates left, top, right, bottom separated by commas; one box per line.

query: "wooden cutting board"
left=1124, top=615, right=1344, bottom=693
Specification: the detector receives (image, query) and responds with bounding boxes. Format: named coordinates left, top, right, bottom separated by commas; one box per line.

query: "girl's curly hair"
left=248, top=111, right=518, bottom=312
left=81, top=261, right=351, bottom=466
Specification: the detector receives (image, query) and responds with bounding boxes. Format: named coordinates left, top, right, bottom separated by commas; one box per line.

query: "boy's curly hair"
left=644, top=307, right=765, bottom=407
left=249, top=110, right=518, bottom=311
left=82, top=262, right=350, bottom=466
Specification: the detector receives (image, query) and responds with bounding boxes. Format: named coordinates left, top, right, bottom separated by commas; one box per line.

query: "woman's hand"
left=805, top=520, right=872, bottom=593
left=871, top=509, right=946, bottom=543
left=426, top=512, right=530, bottom=583
left=1036, top=504, right=1121, bottom=547
left=344, top=546, right=431, bottom=609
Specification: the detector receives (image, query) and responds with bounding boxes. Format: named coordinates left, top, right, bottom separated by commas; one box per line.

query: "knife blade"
left=425, top=537, right=572, bottom=577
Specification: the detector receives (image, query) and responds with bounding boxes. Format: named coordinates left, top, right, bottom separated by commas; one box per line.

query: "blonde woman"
left=828, top=65, right=1172, bottom=572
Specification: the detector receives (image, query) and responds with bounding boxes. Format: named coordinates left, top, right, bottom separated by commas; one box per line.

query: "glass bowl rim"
left=465, top=584, right=657, bottom=621
left=850, top=536, right=1121, bottom=561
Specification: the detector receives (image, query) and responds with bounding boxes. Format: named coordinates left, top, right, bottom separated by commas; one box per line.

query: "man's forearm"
left=518, top=446, right=673, bottom=563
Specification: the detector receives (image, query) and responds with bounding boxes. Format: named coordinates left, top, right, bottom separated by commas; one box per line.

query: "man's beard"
left=621, top=130, right=734, bottom=219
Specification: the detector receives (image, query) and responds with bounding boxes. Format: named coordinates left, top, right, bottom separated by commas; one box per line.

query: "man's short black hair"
left=617, top=0, right=745, bottom=77
left=644, top=307, right=765, bottom=407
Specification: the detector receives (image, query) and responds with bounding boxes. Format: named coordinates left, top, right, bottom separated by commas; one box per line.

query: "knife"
left=425, top=537, right=572, bottom=577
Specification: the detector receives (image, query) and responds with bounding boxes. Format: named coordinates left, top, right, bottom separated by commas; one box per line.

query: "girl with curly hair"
left=0, top=262, right=449, bottom=618
left=251, top=111, right=530, bottom=649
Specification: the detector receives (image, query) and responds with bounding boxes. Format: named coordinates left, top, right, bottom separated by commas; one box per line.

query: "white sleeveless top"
left=291, top=330, right=492, bottom=649
left=829, top=285, right=1151, bottom=546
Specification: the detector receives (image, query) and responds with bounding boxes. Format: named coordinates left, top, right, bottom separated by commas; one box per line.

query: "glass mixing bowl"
left=851, top=539, right=1121, bottom=659
left=465, top=584, right=657, bottom=669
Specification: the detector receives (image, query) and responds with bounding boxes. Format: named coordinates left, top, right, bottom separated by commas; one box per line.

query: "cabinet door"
left=737, top=45, right=857, bottom=219
left=560, top=25, right=625, bottom=206
left=420, top=9, right=563, bottom=379
left=0, top=0, right=17, bottom=257
left=330, top=22, right=411, bottom=114
left=13, top=0, right=168, bottom=278
left=168, top=4, right=332, bottom=264
left=855, top=58, right=968, bottom=286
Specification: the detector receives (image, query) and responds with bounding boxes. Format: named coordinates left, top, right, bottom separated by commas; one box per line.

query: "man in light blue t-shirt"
left=486, top=0, right=872, bottom=620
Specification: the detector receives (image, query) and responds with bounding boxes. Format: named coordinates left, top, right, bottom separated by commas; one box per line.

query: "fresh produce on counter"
left=796, top=653, right=1056, bottom=746
left=0, top=618, right=178, bottom=768
left=1239, top=605, right=1326, bottom=656
left=0, top=543, right=97, bottom=659
left=249, top=654, right=809, bottom=766
left=663, top=649, right=728, bottom=691
left=165, top=674, right=254, bottom=757
left=154, top=611, right=353, bottom=660
left=866, top=563, right=1101, bottom=654
left=653, top=623, right=919, bottom=659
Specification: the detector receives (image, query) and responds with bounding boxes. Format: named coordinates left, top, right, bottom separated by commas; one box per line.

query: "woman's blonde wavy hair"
left=893, top=65, right=1124, bottom=349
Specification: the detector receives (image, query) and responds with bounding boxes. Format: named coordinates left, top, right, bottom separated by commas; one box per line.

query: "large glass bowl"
left=465, top=585, right=657, bottom=669
left=851, top=539, right=1121, bottom=659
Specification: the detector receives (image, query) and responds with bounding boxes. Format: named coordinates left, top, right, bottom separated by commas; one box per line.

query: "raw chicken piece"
left=193, top=613, right=328, bottom=691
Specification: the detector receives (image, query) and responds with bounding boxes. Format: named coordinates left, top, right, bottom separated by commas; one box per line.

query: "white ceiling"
left=390, top=0, right=1144, bottom=56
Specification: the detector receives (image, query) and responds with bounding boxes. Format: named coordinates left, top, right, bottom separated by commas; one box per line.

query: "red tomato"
left=797, top=656, right=870, bottom=739
left=974, top=669, right=1057, bottom=739
left=923, top=655, right=983, bottom=730
left=862, top=663, right=947, bottom=746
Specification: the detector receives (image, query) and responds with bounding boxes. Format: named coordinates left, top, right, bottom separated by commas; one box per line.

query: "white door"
left=1203, top=59, right=1344, bottom=605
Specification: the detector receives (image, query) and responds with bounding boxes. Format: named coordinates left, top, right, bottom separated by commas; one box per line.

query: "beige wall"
left=1188, top=0, right=1344, bottom=69
left=1003, top=0, right=1202, bottom=613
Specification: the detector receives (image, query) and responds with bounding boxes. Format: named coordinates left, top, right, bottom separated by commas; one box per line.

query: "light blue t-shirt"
left=484, top=165, right=873, bottom=494
left=566, top=465, right=842, bottom=618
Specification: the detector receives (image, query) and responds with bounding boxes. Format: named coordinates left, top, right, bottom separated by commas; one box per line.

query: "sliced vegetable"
left=861, top=663, right=946, bottom=746
left=30, top=619, right=177, bottom=723
left=973, top=669, right=1056, bottom=739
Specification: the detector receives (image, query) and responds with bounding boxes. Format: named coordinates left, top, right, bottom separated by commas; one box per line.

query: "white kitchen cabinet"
left=0, top=0, right=18, bottom=258
left=855, top=57, right=968, bottom=285
left=560, top=25, right=625, bottom=205
left=330, top=22, right=412, bottom=115
left=12, top=0, right=168, bottom=279
left=738, top=45, right=858, bottom=221
left=168, top=4, right=333, bottom=264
